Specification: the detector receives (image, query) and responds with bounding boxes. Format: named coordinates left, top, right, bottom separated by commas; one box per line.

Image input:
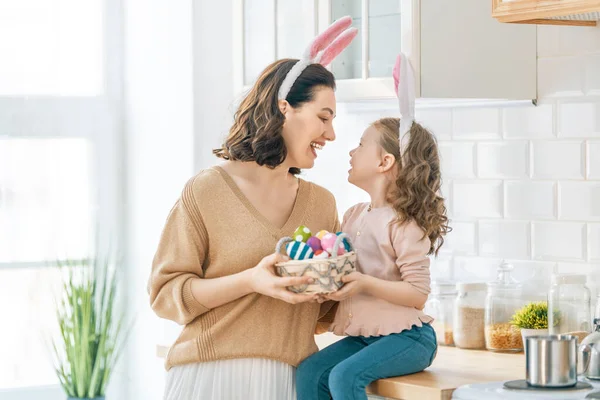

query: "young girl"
left=296, top=54, right=450, bottom=400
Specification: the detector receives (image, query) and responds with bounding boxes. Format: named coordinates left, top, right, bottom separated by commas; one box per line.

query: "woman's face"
left=280, top=87, right=336, bottom=169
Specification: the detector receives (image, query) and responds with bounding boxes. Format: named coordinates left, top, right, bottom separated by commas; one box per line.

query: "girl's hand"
left=249, top=253, right=319, bottom=304
left=316, top=294, right=328, bottom=303
left=324, top=271, right=370, bottom=302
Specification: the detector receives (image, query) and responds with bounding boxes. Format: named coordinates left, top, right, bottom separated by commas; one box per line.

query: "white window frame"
left=0, top=385, right=64, bottom=400
left=0, top=0, right=124, bottom=267
left=0, top=0, right=124, bottom=396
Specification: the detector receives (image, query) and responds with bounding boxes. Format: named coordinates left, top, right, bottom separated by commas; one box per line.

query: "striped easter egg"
left=286, top=240, right=314, bottom=260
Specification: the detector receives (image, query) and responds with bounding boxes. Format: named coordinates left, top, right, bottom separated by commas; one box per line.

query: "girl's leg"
left=328, top=324, right=437, bottom=400
left=296, top=336, right=367, bottom=400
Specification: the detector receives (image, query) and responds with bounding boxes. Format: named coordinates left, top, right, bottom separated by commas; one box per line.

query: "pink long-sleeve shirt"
left=330, top=202, right=434, bottom=337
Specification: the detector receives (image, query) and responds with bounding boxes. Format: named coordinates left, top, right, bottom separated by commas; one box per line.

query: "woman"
left=148, top=52, right=349, bottom=399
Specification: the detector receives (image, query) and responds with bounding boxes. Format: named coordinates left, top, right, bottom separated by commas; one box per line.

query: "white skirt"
left=163, top=358, right=296, bottom=400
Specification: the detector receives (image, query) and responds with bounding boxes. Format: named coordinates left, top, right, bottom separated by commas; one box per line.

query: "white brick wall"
left=532, top=141, right=585, bottom=179
left=336, top=24, right=600, bottom=298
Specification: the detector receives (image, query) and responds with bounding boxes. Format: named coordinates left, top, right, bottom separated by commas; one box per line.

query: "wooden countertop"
left=156, top=345, right=525, bottom=400
left=366, top=346, right=524, bottom=400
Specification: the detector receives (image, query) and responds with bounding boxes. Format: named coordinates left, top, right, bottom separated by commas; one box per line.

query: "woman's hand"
left=324, top=271, right=370, bottom=302
left=249, top=253, right=319, bottom=304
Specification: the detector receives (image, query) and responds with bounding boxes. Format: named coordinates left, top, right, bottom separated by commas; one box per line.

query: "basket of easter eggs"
left=275, top=225, right=357, bottom=294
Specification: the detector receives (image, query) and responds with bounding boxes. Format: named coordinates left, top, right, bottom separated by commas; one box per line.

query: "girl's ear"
left=379, top=153, right=396, bottom=173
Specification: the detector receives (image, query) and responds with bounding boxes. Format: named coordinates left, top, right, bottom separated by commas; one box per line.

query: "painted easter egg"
left=306, top=236, right=322, bottom=252
left=293, top=225, right=312, bottom=243
left=313, top=250, right=330, bottom=259
left=286, top=241, right=314, bottom=260
left=315, top=230, right=329, bottom=240
left=321, top=233, right=345, bottom=256
left=335, top=231, right=351, bottom=252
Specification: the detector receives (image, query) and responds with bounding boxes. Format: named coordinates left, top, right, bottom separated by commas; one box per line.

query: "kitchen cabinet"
left=234, top=0, right=537, bottom=102
left=492, top=0, right=600, bottom=27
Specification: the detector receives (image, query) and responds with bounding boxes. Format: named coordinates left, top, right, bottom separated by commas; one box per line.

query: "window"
left=0, top=0, right=122, bottom=395
left=0, top=0, right=104, bottom=96
left=0, top=137, right=101, bottom=394
left=0, top=267, right=65, bottom=390
left=0, top=139, right=93, bottom=264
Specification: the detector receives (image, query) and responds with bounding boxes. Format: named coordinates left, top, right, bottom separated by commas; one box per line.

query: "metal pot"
left=580, top=318, right=600, bottom=380
left=526, top=334, right=579, bottom=388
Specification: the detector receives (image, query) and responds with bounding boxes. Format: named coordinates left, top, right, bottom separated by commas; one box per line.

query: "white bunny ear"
left=394, top=53, right=416, bottom=157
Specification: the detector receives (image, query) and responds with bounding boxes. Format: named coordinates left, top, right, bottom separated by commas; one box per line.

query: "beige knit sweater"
left=148, top=166, right=340, bottom=370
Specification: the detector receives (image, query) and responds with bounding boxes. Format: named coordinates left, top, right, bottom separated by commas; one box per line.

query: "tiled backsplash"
left=423, top=24, right=600, bottom=297
left=310, top=25, right=600, bottom=300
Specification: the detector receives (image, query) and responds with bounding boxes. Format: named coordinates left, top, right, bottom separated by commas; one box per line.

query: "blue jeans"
left=296, top=324, right=437, bottom=400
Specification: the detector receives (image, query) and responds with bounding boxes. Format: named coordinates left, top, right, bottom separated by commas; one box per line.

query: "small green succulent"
left=511, top=301, right=551, bottom=330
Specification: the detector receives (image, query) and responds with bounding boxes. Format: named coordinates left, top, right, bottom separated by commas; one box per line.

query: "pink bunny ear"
left=308, top=16, right=353, bottom=59
left=278, top=15, right=357, bottom=100
left=392, top=54, right=401, bottom=96
left=318, top=28, right=358, bottom=66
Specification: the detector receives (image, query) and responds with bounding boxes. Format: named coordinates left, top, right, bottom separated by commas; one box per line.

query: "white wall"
left=122, top=1, right=235, bottom=399
left=307, top=24, right=600, bottom=302
left=192, top=1, right=235, bottom=171
left=123, top=0, right=195, bottom=399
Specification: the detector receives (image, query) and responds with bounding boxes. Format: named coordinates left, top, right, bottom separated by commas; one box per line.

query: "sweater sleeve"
left=332, top=210, right=341, bottom=233
left=391, top=222, right=432, bottom=296
left=148, top=183, right=210, bottom=325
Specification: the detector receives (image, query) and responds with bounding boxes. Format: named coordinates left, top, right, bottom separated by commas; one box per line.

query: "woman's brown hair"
left=374, top=118, right=451, bottom=255
left=213, top=59, right=336, bottom=175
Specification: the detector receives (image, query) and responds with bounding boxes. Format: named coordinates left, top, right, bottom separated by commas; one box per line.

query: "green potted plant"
left=511, top=301, right=552, bottom=343
left=52, top=254, right=127, bottom=400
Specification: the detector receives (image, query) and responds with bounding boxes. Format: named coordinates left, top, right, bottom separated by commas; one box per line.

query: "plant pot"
left=521, top=328, right=549, bottom=345
left=67, top=397, right=105, bottom=400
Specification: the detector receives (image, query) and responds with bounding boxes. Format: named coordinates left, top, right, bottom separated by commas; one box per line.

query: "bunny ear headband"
left=392, top=53, right=416, bottom=158
left=278, top=16, right=358, bottom=101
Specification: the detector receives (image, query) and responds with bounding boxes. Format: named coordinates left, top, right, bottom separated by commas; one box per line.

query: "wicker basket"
left=275, top=232, right=356, bottom=294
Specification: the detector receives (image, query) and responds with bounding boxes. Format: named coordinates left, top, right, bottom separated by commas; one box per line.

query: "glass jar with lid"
left=425, top=282, right=457, bottom=346
left=453, top=282, right=486, bottom=349
left=484, top=261, right=525, bottom=352
left=595, top=294, right=600, bottom=324
left=548, top=274, right=591, bottom=337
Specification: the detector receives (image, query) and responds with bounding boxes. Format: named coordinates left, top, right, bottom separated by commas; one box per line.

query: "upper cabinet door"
left=318, top=0, right=536, bottom=101
left=492, top=0, right=600, bottom=26
left=233, top=0, right=318, bottom=92
left=317, top=0, right=413, bottom=101
left=420, top=0, right=536, bottom=100
left=234, top=0, right=537, bottom=101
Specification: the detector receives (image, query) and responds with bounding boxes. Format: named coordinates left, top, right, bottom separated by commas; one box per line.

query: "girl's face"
left=348, top=126, right=386, bottom=188
left=280, top=87, right=336, bottom=169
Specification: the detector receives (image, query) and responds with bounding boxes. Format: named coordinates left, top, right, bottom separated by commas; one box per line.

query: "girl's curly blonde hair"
left=373, top=117, right=451, bottom=256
